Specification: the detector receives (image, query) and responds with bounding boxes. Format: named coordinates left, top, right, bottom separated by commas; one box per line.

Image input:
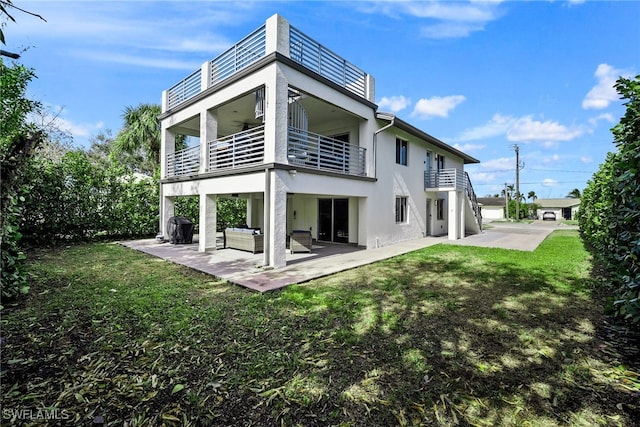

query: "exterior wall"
left=481, top=206, right=504, bottom=221
left=159, top=14, right=479, bottom=268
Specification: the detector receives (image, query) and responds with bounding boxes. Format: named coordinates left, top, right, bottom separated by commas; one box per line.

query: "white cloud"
left=580, top=156, right=593, bottom=164
left=453, top=143, right=486, bottom=152
left=468, top=171, right=497, bottom=184
left=544, top=154, right=560, bottom=164
left=582, top=63, right=631, bottom=110
left=452, top=113, right=516, bottom=142
left=506, top=116, right=584, bottom=143
left=543, top=178, right=558, bottom=187
left=412, top=95, right=466, bottom=119
left=454, top=114, right=583, bottom=145
left=73, top=50, right=201, bottom=70
left=480, top=157, right=514, bottom=171
left=420, top=22, right=485, bottom=39
left=361, top=0, right=505, bottom=39
left=588, top=112, right=615, bottom=127
left=377, top=95, right=411, bottom=113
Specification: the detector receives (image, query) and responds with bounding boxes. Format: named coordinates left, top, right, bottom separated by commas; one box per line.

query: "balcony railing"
left=208, top=125, right=265, bottom=171
left=164, top=17, right=370, bottom=110
left=424, top=168, right=466, bottom=190
left=464, top=171, right=482, bottom=230
left=167, top=146, right=200, bottom=177
left=209, top=25, right=266, bottom=87
left=288, top=127, right=366, bottom=176
left=289, top=27, right=367, bottom=99
left=167, top=69, right=201, bottom=110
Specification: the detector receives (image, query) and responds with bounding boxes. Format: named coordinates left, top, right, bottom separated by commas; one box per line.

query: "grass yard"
left=1, top=230, right=638, bottom=426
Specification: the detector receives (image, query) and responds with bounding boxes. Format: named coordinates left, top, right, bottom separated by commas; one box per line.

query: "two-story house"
left=159, top=14, right=482, bottom=269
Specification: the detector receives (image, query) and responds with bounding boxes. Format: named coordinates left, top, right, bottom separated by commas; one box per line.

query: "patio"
left=120, top=234, right=445, bottom=292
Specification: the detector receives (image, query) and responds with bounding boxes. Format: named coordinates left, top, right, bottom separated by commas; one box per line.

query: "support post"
left=199, top=194, right=217, bottom=252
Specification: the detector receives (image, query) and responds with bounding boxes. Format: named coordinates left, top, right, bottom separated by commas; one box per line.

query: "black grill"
left=167, top=216, right=194, bottom=244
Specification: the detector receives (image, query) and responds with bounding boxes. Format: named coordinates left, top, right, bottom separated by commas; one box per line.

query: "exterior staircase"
left=464, top=172, right=483, bottom=234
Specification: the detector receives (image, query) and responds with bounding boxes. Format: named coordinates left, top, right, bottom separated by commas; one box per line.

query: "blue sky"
left=5, top=0, right=639, bottom=198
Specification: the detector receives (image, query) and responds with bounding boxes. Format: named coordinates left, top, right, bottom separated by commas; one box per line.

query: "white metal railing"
left=289, top=26, right=367, bottom=99
left=465, top=172, right=482, bottom=229
left=165, top=21, right=370, bottom=110
left=167, top=146, right=200, bottom=177
left=424, top=168, right=465, bottom=190
left=210, top=25, right=266, bottom=87
left=288, top=127, right=366, bottom=176
left=166, top=69, right=201, bottom=110
left=208, top=125, right=265, bottom=171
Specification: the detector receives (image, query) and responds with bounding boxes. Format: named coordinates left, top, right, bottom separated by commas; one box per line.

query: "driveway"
left=445, top=220, right=578, bottom=251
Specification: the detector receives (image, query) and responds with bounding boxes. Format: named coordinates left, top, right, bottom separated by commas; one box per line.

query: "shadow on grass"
left=1, top=237, right=636, bottom=426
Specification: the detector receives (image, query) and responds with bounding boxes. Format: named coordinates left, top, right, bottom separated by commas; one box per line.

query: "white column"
left=160, top=124, right=176, bottom=180
left=200, top=61, right=210, bottom=91
left=448, top=190, right=459, bottom=240
left=268, top=170, right=287, bottom=268
left=265, top=14, right=290, bottom=56
left=159, top=125, right=176, bottom=235
left=200, top=110, right=217, bottom=173
left=161, top=195, right=175, bottom=238
left=366, top=75, right=375, bottom=103
left=459, top=190, right=465, bottom=239
left=199, top=194, right=217, bottom=252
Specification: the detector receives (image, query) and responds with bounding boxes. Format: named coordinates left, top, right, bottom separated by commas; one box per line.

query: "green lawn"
left=1, top=230, right=638, bottom=426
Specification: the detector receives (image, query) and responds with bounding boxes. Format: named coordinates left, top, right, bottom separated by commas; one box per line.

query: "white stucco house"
left=536, top=198, right=580, bottom=220
left=477, top=197, right=506, bottom=221
left=159, top=14, right=482, bottom=269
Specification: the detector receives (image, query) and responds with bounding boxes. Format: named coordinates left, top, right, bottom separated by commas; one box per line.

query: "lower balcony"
left=424, top=168, right=466, bottom=191
left=287, top=127, right=366, bottom=176
left=165, top=125, right=367, bottom=178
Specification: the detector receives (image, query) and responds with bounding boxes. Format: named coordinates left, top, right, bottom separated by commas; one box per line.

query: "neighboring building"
left=536, top=198, right=580, bottom=220
left=477, top=197, right=506, bottom=221
left=159, top=14, right=482, bottom=269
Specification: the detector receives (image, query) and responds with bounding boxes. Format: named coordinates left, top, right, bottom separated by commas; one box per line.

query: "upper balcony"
left=162, top=14, right=373, bottom=112
left=166, top=125, right=366, bottom=178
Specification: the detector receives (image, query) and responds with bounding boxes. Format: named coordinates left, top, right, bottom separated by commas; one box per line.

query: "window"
left=437, top=198, right=445, bottom=220
left=395, top=196, right=408, bottom=223
left=436, top=154, right=445, bottom=171
left=395, top=138, right=408, bottom=166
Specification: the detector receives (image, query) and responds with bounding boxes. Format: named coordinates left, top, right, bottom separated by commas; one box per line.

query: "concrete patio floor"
left=120, top=221, right=574, bottom=292
left=120, top=235, right=446, bottom=292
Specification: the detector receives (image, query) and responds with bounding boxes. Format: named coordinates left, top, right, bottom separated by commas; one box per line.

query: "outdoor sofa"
left=224, top=228, right=264, bottom=254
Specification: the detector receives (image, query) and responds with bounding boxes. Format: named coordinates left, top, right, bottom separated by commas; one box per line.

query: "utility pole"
left=512, top=145, right=524, bottom=220
left=515, top=145, right=520, bottom=221
left=504, top=182, right=509, bottom=220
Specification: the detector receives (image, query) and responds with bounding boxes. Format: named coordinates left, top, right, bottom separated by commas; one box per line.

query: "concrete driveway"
left=445, top=220, right=578, bottom=251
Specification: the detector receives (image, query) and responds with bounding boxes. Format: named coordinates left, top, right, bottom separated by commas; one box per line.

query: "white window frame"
left=395, top=138, right=408, bottom=166
left=395, top=196, right=408, bottom=223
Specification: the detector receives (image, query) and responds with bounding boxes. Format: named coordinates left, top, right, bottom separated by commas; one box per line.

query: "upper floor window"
left=436, top=154, right=445, bottom=171
left=396, top=196, right=408, bottom=223
left=396, top=138, right=408, bottom=166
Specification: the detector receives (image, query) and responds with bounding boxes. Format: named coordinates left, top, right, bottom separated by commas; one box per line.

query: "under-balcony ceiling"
left=169, top=90, right=362, bottom=139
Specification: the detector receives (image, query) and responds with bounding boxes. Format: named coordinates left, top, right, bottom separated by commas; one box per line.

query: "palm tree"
left=501, top=184, right=515, bottom=200
left=113, top=103, right=162, bottom=173
left=527, top=190, right=537, bottom=203
left=566, top=188, right=581, bottom=198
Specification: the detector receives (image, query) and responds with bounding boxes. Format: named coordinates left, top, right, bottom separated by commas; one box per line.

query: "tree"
left=501, top=184, right=514, bottom=200
left=0, top=1, right=46, bottom=59
left=579, top=75, right=640, bottom=326
left=0, top=60, right=45, bottom=300
left=527, top=191, right=537, bottom=202
left=566, top=188, right=581, bottom=198
left=112, top=103, right=162, bottom=174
